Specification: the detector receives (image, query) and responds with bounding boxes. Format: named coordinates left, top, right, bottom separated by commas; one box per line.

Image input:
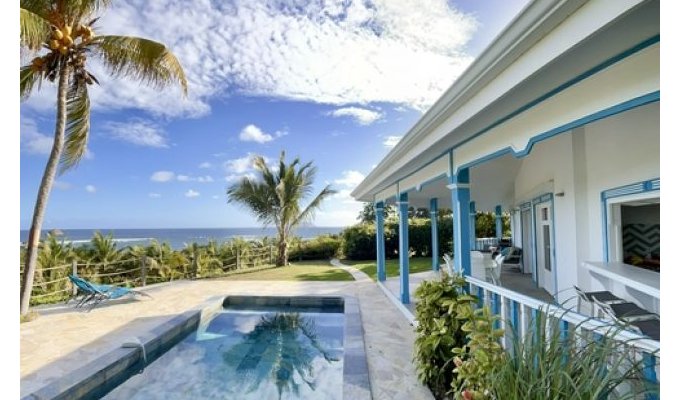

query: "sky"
left=19, top=0, right=531, bottom=229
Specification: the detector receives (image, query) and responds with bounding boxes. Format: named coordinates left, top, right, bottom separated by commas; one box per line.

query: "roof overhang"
left=352, top=0, right=659, bottom=202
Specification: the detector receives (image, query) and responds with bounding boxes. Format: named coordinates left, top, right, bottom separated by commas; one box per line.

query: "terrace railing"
left=19, top=245, right=277, bottom=306
left=473, top=237, right=499, bottom=251
left=466, top=276, right=660, bottom=399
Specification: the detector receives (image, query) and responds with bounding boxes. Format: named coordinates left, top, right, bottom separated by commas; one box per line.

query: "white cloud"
left=225, top=172, right=257, bottom=183
left=199, top=162, right=212, bottom=169
left=314, top=169, right=367, bottom=226
left=239, top=124, right=274, bottom=143
left=21, top=116, right=94, bottom=158
left=22, top=0, right=477, bottom=116
left=149, top=193, right=162, bottom=198
left=223, top=153, right=275, bottom=182
left=212, top=195, right=220, bottom=200
left=20, top=117, right=53, bottom=155
left=383, top=135, right=403, bottom=148
left=85, top=185, right=97, bottom=193
left=328, top=107, right=383, bottom=125
left=185, top=189, right=200, bottom=198
left=177, top=174, right=214, bottom=183
left=224, top=154, right=256, bottom=174
left=334, top=170, right=366, bottom=188
left=104, top=120, right=169, bottom=148
left=150, top=171, right=175, bottom=182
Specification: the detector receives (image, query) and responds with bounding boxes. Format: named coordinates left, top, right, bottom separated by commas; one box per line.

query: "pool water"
left=104, top=305, right=345, bottom=399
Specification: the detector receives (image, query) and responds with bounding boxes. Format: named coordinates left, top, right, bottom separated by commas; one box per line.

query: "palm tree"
left=226, top=152, right=336, bottom=267
left=19, top=0, right=188, bottom=315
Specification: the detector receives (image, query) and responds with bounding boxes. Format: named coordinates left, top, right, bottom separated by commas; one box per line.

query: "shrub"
left=340, top=217, right=453, bottom=260
left=451, top=306, right=505, bottom=399
left=413, top=273, right=477, bottom=399
left=341, top=224, right=377, bottom=260
left=289, top=234, right=342, bottom=260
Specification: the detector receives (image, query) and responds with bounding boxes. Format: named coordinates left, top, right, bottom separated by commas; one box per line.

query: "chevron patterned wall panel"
left=622, top=223, right=660, bottom=257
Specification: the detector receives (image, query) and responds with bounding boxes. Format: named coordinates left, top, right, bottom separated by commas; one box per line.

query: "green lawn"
left=342, top=257, right=434, bottom=281
left=220, top=260, right=354, bottom=281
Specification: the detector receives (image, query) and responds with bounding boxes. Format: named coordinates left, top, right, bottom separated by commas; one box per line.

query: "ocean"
left=19, top=227, right=344, bottom=250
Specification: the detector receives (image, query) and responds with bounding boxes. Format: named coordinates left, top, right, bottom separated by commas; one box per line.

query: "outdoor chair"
left=68, top=275, right=152, bottom=311
left=442, top=253, right=456, bottom=277
left=627, top=318, right=660, bottom=341
left=487, top=256, right=502, bottom=285
left=494, top=247, right=522, bottom=272
left=592, top=296, right=658, bottom=323
left=592, top=296, right=660, bottom=341
left=574, top=285, right=626, bottom=317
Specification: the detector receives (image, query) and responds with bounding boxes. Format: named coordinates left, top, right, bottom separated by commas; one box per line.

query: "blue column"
left=495, top=205, right=503, bottom=241
left=430, top=198, right=439, bottom=272
left=449, top=169, right=471, bottom=277
left=469, top=201, right=477, bottom=251
left=375, top=201, right=386, bottom=282
left=398, top=192, right=410, bottom=304
left=643, top=352, right=658, bottom=400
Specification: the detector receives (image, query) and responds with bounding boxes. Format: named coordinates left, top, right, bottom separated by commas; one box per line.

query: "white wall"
left=583, top=102, right=660, bottom=261
left=512, top=133, right=578, bottom=304
left=508, top=102, right=659, bottom=305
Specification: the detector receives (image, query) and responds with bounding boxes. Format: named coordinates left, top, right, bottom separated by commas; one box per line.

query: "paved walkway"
left=21, top=263, right=434, bottom=400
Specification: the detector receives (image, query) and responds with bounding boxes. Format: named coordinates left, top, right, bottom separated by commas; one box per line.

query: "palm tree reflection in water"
left=223, top=313, right=340, bottom=399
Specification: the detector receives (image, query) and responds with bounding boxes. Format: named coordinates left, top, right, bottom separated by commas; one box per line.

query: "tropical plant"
left=357, top=202, right=395, bottom=223
left=289, top=234, right=342, bottom=261
left=183, top=242, right=222, bottom=278
left=33, top=232, right=73, bottom=294
left=474, top=212, right=511, bottom=238
left=413, top=272, right=478, bottom=399
left=226, top=151, right=336, bottom=267
left=87, top=231, right=120, bottom=265
left=19, top=0, right=188, bottom=315
left=451, top=305, right=505, bottom=399
left=486, top=312, right=657, bottom=400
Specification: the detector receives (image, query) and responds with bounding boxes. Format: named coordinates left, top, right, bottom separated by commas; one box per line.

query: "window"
left=605, top=194, right=660, bottom=272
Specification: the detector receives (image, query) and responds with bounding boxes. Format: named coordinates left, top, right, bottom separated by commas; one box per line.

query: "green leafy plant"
left=413, top=273, right=476, bottom=399
left=488, top=310, right=658, bottom=399
left=452, top=305, right=505, bottom=400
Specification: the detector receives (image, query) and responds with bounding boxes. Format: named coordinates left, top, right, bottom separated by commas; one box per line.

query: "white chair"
left=487, top=255, right=503, bottom=285
left=442, top=253, right=455, bottom=277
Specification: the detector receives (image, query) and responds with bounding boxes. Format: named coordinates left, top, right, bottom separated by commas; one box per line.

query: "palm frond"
left=93, top=35, right=188, bottom=95
left=20, top=66, right=42, bottom=99
left=227, top=178, right=277, bottom=226
left=290, top=185, right=337, bottom=232
left=62, top=0, right=112, bottom=21
left=20, top=0, right=52, bottom=19
left=20, top=8, right=51, bottom=50
left=59, top=80, right=90, bottom=173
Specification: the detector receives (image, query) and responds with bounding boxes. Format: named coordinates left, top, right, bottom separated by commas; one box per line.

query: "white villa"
left=351, top=0, right=660, bottom=392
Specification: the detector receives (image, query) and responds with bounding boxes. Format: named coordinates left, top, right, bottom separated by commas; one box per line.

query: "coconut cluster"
left=48, top=24, right=95, bottom=55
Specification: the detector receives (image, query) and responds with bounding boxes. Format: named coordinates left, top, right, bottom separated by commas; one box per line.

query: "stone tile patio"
left=20, top=263, right=434, bottom=400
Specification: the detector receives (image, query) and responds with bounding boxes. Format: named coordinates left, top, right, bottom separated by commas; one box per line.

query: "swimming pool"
left=23, top=296, right=370, bottom=400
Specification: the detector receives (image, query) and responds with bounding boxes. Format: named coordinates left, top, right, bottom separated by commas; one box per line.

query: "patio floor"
left=20, top=263, right=434, bottom=400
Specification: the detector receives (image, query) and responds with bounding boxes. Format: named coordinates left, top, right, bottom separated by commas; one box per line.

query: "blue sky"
left=20, top=0, right=529, bottom=229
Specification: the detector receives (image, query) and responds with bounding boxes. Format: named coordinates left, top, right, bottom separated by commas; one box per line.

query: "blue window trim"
left=601, top=178, right=660, bottom=262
